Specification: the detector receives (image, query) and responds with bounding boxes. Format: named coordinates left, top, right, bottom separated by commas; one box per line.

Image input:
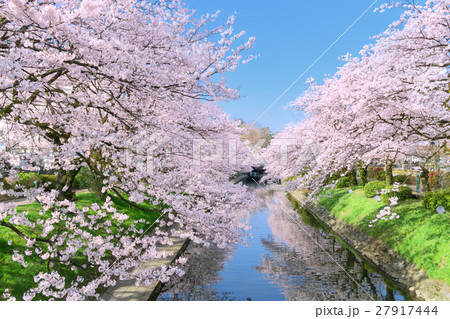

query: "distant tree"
left=240, top=122, right=273, bottom=148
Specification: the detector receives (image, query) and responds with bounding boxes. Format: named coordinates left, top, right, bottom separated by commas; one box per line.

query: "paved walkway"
left=102, top=236, right=189, bottom=301
left=0, top=189, right=90, bottom=206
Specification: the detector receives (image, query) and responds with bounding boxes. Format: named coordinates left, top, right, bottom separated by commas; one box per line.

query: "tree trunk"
left=359, top=166, right=368, bottom=187
left=420, top=167, right=431, bottom=193
left=56, top=169, right=79, bottom=201
left=385, top=162, right=393, bottom=186
left=349, top=170, right=358, bottom=187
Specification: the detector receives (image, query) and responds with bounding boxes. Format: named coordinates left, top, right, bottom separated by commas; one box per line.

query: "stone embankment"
left=288, top=190, right=450, bottom=301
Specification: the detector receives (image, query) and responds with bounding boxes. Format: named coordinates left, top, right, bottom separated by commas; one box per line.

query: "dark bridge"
left=232, top=165, right=267, bottom=184
left=246, top=165, right=266, bottom=183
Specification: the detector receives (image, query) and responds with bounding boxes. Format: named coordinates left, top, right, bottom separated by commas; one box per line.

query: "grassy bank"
left=315, top=187, right=449, bottom=286
left=0, top=192, right=161, bottom=299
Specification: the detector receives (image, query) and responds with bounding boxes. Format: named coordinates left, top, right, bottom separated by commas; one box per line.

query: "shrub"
left=17, top=173, right=39, bottom=188
left=393, top=174, right=410, bottom=184
left=0, top=177, right=15, bottom=190
left=16, top=173, right=58, bottom=190
left=423, top=188, right=450, bottom=211
left=324, top=171, right=343, bottom=185
left=39, top=174, right=57, bottom=191
left=75, top=167, right=98, bottom=190
left=364, top=181, right=386, bottom=198
left=373, top=167, right=384, bottom=175
left=375, top=171, right=385, bottom=181
left=381, top=186, right=414, bottom=203
left=75, top=167, right=106, bottom=200
left=336, top=176, right=350, bottom=188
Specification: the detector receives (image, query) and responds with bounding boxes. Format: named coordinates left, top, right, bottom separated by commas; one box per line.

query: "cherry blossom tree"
left=265, top=0, right=449, bottom=196
left=0, top=0, right=258, bottom=300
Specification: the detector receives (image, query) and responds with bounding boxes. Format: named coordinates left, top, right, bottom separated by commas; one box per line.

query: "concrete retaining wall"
left=288, top=191, right=449, bottom=301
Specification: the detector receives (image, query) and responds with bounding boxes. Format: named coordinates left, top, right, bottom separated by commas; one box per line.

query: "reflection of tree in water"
left=157, top=244, right=236, bottom=301
left=158, top=187, right=404, bottom=301
left=158, top=187, right=265, bottom=301
left=257, top=190, right=402, bottom=301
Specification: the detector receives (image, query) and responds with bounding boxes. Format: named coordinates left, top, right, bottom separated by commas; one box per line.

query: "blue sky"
left=185, top=0, right=405, bottom=133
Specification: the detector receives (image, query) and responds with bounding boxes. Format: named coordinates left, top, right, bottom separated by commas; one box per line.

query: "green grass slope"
left=318, top=187, right=449, bottom=285
left=0, top=192, right=160, bottom=299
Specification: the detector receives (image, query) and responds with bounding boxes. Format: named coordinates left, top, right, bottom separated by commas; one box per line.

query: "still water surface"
left=158, top=186, right=408, bottom=301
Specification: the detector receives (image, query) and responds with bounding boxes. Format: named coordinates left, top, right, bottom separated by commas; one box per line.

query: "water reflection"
left=158, top=186, right=407, bottom=301
left=158, top=245, right=236, bottom=301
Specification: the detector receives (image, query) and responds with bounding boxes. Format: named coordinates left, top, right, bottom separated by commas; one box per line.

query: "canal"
left=158, top=185, right=410, bottom=301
